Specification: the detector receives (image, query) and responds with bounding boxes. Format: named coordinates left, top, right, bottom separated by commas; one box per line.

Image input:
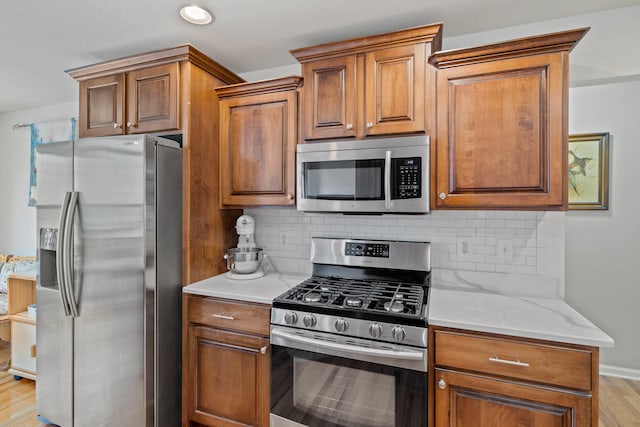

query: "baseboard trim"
left=600, top=364, right=640, bottom=381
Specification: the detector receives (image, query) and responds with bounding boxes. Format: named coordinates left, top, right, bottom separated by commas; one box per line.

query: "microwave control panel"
left=345, top=242, right=390, bottom=258
left=393, top=157, right=422, bottom=199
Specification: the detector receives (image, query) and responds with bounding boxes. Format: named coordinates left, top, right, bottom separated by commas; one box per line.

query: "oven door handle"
left=271, top=328, right=424, bottom=361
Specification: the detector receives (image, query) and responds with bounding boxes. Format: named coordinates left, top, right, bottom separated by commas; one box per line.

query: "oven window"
left=293, top=359, right=395, bottom=427
left=271, top=345, right=427, bottom=427
left=303, top=160, right=384, bottom=200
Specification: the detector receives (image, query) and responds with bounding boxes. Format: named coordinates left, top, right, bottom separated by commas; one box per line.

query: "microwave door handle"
left=384, top=150, right=392, bottom=210
left=271, top=328, right=424, bottom=361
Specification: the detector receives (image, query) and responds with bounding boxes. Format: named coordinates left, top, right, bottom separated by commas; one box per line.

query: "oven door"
left=270, top=326, right=427, bottom=427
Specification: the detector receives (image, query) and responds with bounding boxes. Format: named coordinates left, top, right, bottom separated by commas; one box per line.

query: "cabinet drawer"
left=435, top=330, right=593, bottom=391
left=187, top=295, right=270, bottom=336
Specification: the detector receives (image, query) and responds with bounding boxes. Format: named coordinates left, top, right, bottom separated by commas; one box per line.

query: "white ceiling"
left=1, top=0, right=639, bottom=113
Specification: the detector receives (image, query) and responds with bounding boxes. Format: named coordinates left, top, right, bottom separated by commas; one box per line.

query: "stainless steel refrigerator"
left=35, top=134, right=182, bottom=427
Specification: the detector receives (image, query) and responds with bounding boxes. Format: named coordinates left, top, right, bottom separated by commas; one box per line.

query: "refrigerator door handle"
left=63, top=191, right=80, bottom=318
left=57, top=191, right=72, bottom=317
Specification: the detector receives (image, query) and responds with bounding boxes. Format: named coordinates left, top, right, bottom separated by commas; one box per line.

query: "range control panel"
left=345, top=242, right=390, bottom=258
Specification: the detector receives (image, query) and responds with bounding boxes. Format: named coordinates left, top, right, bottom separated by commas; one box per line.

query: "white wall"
left=0, top=101, right=78, bottom=255
left=567, top=81, right=640, bottom=373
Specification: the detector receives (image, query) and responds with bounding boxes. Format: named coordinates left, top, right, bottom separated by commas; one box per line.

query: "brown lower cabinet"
left=431, top=327, right=599, bottom=427
left=183, top=294, right=271, bottom=427
left=435, top=369, right=591, bottom=427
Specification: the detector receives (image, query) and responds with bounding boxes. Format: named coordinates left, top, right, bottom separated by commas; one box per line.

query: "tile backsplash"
left=244, top=208, right=565, bottom=288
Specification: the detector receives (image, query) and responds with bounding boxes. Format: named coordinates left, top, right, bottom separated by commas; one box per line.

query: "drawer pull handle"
left=260, top=346, right=268, bottom=355
left=489, top=356, right=530, bottom=368
left=438, top=379, right=446, bottom=390
left=212, top=313, right=235, bottom=321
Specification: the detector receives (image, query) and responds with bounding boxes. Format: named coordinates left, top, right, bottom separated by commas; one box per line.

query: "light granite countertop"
left=182, top=272, right=308, bottom=304
left=429, top=270, right=614, bottom=348
left=184, top=269, right=614, bottom=348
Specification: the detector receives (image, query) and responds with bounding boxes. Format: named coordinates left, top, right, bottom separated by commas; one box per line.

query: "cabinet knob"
left=260, top=346, right=268, bottom=355
left=439, top=193, right=446, bottom=200
left=113, top=123, right=122, bottom=129
left=286, top=194, right=294, bottom=201
left=346, top=124, right=353, bottom=130
left=438, top=379, right=446, bottom=390
left=127, top=121, right=137, bottom=128
left=366, top=122, right=373, bottom=128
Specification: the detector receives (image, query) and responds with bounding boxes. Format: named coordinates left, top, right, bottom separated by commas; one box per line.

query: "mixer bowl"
left=224, top=247, right=264, bottom=274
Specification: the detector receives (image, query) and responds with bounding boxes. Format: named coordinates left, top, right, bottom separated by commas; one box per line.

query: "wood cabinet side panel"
left=181, top=63, right=241, bottom=285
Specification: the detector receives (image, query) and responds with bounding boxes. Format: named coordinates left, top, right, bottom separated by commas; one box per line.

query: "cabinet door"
left=302, top=55, right=356, bottom=140
left=435, top=369, right=591, bottom=427
left=126, top=63, right=179, bottom=134
left=434, top=53, right=567, bottom=209
left=78, top=74, right=125, bottom=137
left=364, top=44, right=426, bottom=136
left=11, top=320, right=36, bottom=374
left=186, top=325, right=270, bottom=427
left=220, top=90, right=297, bottom=206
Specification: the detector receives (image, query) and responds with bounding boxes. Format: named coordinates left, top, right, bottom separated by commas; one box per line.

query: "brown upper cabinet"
left=290, top=23, right=443, bottom=141
left=429, top=28, right=589, bottom=210
left=68, top=45, right=245, bottom=285
left=216, top=77, right=301, bottom=207
left=73, top=62, right=180, bottom=137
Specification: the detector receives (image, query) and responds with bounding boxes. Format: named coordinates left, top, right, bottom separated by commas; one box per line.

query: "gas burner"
left=304, top=292, right=322, bottom=303
left=384, top=301, right=405, bottom=313
left=341, top=289, right=366, bottom=297
left=344, top=296, right=364, bottom=308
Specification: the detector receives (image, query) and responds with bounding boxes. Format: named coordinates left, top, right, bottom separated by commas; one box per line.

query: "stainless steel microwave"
left=296, top=136, right=429, bottom=214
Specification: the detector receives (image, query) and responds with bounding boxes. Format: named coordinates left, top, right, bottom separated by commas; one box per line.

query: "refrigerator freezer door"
left=72, top=135, right=147, bottom=426
left=35, top=140, right=74, bottom=427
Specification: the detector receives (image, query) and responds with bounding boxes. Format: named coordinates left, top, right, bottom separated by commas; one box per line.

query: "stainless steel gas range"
left=270, top=237, right=431, bottom=427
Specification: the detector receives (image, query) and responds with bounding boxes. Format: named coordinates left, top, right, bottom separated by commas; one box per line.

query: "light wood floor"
left=1, top=341, right=639, bottom=426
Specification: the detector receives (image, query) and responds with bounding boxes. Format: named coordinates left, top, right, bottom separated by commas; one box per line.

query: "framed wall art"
left=568, top=132, right=610, bottom=210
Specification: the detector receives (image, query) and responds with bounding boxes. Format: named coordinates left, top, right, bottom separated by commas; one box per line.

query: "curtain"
left=28, top=118, right=77, bottom=206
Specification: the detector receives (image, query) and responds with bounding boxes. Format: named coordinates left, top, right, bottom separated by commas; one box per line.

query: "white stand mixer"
left=225, top=215, right=264, bottom=280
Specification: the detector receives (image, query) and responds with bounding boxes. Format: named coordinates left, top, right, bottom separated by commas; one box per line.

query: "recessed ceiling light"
left=180, top=5, right=214, bottom=25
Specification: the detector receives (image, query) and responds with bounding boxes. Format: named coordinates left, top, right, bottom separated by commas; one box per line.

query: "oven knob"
left=368, top=323, right=384, bottom=338
left=391, top=326, right=406, bottom=342
left=334, top=319, right=349, bottom=333
left=284, top=312, right=298, bottom=325
left=303, top=314, right=317, bottom=328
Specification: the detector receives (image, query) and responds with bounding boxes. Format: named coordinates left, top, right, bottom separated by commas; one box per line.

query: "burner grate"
left=279, top=275, right=426, bottom=318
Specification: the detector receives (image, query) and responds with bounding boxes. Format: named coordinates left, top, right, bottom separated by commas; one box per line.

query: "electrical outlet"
left=456, top=239, right=473, bottom=260
left=279, top=231, right=287, bottom=245
left=497, top=240, right=513, bottom=262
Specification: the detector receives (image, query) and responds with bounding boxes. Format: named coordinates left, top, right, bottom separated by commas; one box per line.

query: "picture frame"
left=568, top=132, right=610, bottom=210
